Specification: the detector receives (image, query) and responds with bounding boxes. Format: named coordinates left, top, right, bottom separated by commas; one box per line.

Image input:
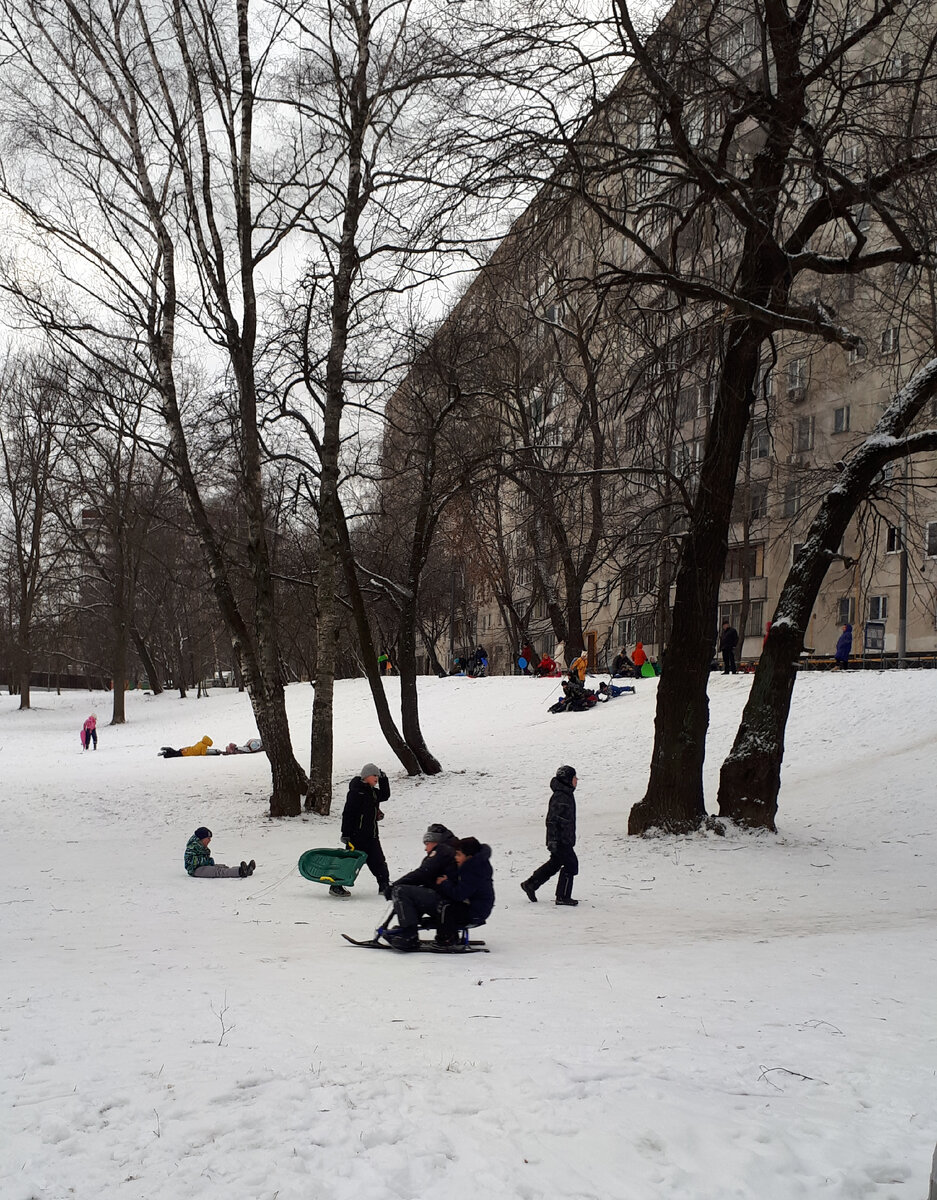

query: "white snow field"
left=2, top=670, right=936, bottom=1200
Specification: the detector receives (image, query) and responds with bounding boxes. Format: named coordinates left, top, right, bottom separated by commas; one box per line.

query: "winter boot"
left=520, top=880, right=538, bottom=903
left=239, top=862, right=249, bottom=877
left=247, top=859, right=256, bottom=876
left=381, top=925, right=419, bottom=952
left=555, top=896, right=579, bottom=906
left=329, top=885, right=351, bottom=897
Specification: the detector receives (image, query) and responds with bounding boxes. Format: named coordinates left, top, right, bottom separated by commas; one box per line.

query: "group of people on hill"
left=449, top=645, right=489, bottom=677
left=184, top=750, right=585, bottom=949
left=159, top=736, right=265, bottom=758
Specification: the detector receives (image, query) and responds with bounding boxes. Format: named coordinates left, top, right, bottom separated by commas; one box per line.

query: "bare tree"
left=0, top=0, right=309, bottom=812
left=492, top=0, right=937, bottom=831
left=0, top=354, right=69, bottom=708
left=717, top=356, right=937, bottom=829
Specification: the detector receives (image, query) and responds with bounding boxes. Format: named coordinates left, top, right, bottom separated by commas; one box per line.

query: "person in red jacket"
left=535, top=653, right=559, bottom=677
left=632, top=643, right=647, bottom=677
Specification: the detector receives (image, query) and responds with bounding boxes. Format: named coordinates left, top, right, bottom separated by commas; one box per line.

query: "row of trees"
left=2, top=0, right=937, bottom=833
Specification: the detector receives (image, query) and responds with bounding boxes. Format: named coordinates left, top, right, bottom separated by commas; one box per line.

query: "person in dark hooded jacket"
left=382, top=835, right=494, bottom=950
left=434, top=837, right=495, bottom=945
left=384, top=824, right=461, bottom=948
left=337, top=763, right=392, bottom=898
left=834, top=622, right=853, bottom=668
left=520, top=765, right=580, bottom=906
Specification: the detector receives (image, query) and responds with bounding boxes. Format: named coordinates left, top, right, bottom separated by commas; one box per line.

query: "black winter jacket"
left=341, top=772, right=390, bottom=843
left=545, top=777, right=576, bottom=850
left=719, top=625, right=739, bottom=651
left=394, top=842, right=458, bottom=889
left=436, top=844, right=495, bottom=923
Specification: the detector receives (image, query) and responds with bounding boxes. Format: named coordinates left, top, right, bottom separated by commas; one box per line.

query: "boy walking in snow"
left=337, top=763, right=392, bottom=898
left=520, top=765, right=580, bottom=906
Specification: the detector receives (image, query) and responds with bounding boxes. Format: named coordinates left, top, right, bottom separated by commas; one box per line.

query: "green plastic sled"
left=298, top=847, right=368, bottom=888
left=640, top=662, right=656, bottom=677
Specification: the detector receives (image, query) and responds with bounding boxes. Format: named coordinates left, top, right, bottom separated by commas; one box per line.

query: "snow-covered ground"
left=2, top=670, right=936, bottom=1200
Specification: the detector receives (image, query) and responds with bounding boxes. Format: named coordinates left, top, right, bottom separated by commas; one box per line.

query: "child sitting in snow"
left=184, top=827, right=255, bottom=878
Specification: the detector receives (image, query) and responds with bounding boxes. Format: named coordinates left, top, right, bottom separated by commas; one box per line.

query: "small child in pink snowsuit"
left=81, top=714, right=98, bottom=750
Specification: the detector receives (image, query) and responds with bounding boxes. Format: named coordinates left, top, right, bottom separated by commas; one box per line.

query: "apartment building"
left=392, top=0, right=937, bottom=675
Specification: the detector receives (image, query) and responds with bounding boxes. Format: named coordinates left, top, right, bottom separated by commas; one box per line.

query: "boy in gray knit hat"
left=335, top=763, right=392, bottom=897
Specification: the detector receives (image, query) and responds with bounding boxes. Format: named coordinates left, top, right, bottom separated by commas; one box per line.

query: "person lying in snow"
left=184, top=827, right=255, bottom=878
left=548, top=679, right=598, bottom=713
left=597, top=681, right=635, bottom=700
left=159, top=735, right=219, bottom=758
left=223, top=738, right=264, bottom=755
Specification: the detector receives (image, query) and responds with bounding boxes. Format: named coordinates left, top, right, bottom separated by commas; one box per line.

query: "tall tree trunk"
left=397, top=595, right=441, bottom=774
left=110, top=606, right=128, bottom=725
left=718, top=360, right=937, bottom=828
left=131, top=622, right=162, bottom=694
left=629, top=327, right=764, bottom=834
left=336, top=511, right=421, bottom=775
left=17, top=643, right=31, bottom=710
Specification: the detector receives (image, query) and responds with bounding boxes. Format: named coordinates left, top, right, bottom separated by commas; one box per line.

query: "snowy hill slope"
left=2, top=672, right=936, bottom=1199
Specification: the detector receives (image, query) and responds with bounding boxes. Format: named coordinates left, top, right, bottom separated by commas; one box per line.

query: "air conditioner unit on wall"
left=787, top=386, right=806, bottom=403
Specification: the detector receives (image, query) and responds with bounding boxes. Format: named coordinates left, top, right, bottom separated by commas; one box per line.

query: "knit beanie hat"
left=456, top=836, right=481, bottom=856
left=194, top=827, right=212, bottom=839
left=360, top=762, right=380, bottom=779
left=423, top=823, right=455, bottom=844
left=555, top=765, right=577, bottom=785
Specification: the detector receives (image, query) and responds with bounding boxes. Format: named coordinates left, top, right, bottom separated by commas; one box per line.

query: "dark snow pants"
left=527, top=845, right=579, bottom=900
left=352, top=836, right=390, bottom=892
left=391, top=883, right=441, bottom=935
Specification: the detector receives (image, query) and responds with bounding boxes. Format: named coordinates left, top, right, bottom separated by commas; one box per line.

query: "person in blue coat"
left=834, top=623, right=853, bottom=668
left=434, top=838, right=494, bottom=946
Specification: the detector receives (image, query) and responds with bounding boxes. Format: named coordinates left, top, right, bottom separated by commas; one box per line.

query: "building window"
left=886, top=526, right=902, bottom=553
left=635, top=611, right=656, bottom=645
left=676, top=386, right=696, bottom=426
left=787, top=358, right=807, bottom=395
left=868, top=595, right=888, bottom=621
left=783, top=481, right=800, bottom=518
left=846, top=341, right=866, bottom=365
left=750, top=423, right=770, bottom=459
left=724, top=543, right=765, bottom=580
left=698, top=380, right=716, bottom=417
left=926, top=522, right=937, bottom=557
left=718, top=600, right=765, bottom=638
left=755, top=361, right=774, bottom=399
left=880, top=327, right=899, bottom=354
left=749, top=482, right=768, bottom=520
left=833, top=405, right=851, bottom=434
left=838, top=596, right=856, bottom=624
left=625, top=412, right=646, bottom=450
left=617, top=616, right=636, bottom=647
left=795, top=415, right=815, bottom=452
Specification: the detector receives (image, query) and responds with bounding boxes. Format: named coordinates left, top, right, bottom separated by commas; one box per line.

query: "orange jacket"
left=632, top=644, right=647, bottom=668
left=181, top=735, right=214, bottom=757
left=570, top=654, right=588, bottom=682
